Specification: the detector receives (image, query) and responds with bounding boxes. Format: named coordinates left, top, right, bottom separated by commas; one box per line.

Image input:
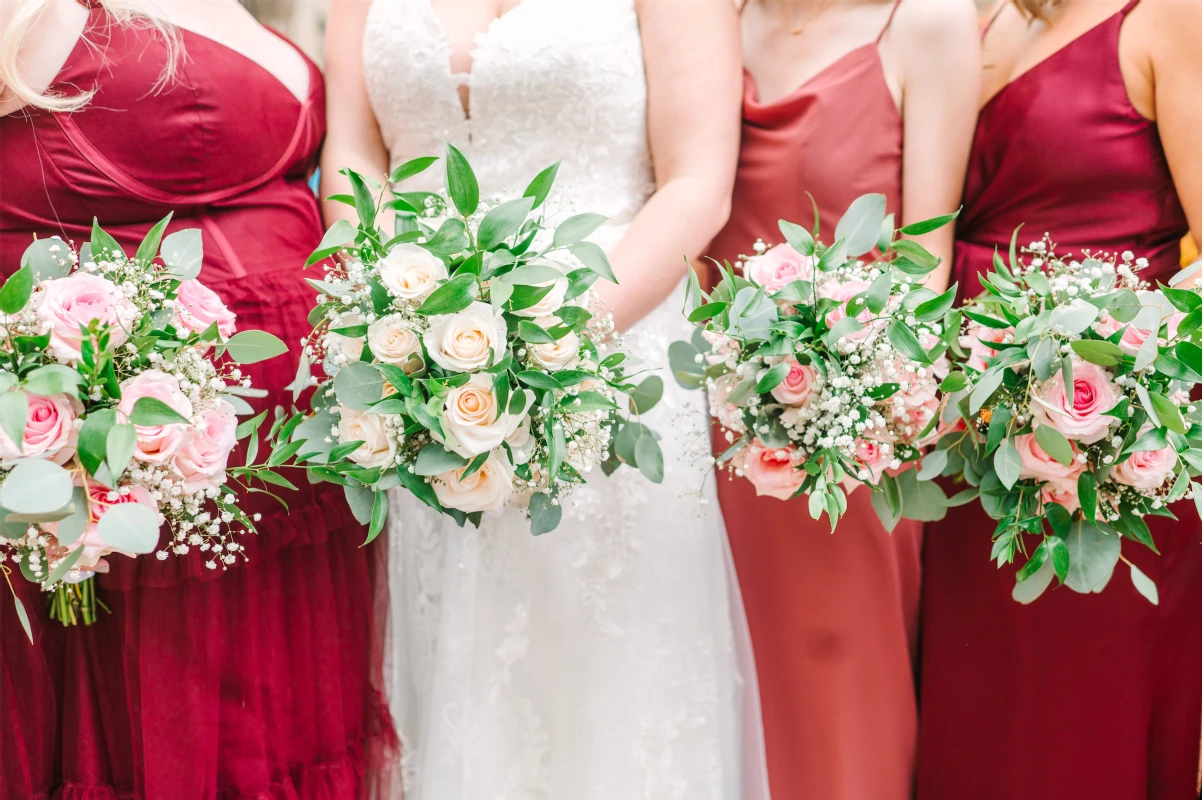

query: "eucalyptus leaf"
left=778, top=220, right=816, bottom=256
left=54, top=487, right=91, bottom=547
left=414, top=443, right=470, bottom=477
left=1012, top=558, right=1055, bottom=604
left=106, top=423, right=138, bottom=480
left=225, top=330, right=289, bottom=364
left=529, top=492, right=563, bottom=535
left=334, top=361, right=386, bottom=412
left=129, top=397, right=191, bottom=427
left=96, top=502, right=162, bottom=554
left=0, top=390, right=28, bottom=454
left=1034, top=423, right=1074, bottom=467
left=1, top=459, right=74, bottom=516
left=994, top=437, right=1022, bottom=490
left=1129, top=562, right=1159, bottom=605
left=834, top=193, right=888, bottom=257
left=20, top=237, right=72, bottom=280
left=634, top=432, right=664, bottom=484
left=1063, top=521, right=1121, bottom=594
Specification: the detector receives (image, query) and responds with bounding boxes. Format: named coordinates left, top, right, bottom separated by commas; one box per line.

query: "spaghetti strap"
left=1120, top=0, right=1141, bottom=15
left=876, top=0, right=903, bottom=43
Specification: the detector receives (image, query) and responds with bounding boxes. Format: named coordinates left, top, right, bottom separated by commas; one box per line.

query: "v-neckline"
left=745, top=43, right=877, bottom=108
left=419, top=0, right=536, bottom=120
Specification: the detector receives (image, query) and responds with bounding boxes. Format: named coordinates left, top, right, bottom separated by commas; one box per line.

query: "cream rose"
left=424, top=302, right=508, bottom=373
left=527, top=317, right=580, bottom=371
left=376, top=243, right=449, bottom=301
left=337, top=405, right=396, bottom=468
left=440, top=374, right=514, bottom=457
left=367, top=314, right=423, bottom=372
left=433, top=450, right=514, bottom=513
left=504, top=415, right=535, bottom=465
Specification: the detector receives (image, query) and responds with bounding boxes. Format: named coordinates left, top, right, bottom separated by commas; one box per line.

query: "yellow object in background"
left=1184, top=235, right=1198, bottom=267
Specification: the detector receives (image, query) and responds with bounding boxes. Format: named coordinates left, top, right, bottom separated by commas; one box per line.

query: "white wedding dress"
left=363, top=1, right=769, bottom=797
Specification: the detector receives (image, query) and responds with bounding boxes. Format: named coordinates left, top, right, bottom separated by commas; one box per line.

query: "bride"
left=321, top=1, right=767, bottom=796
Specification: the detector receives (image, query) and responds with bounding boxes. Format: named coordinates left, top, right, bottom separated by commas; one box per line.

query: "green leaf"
left=44, top=546, right=84, bottom=586
left=343, top=483, right=375, bottom=524
left=887, top=320, right=931, bottom=365
left=413, top=443, right=470, bottom=477
left=1078, top=471, right=1098, bottom=521
left=914, top=286, right=957, bottom=323
left=225, top=330, right=289, bottom=364
left=49, top=487, right=89, bottom=547
left=306, top=219, right=356, bottom=266
left=895, top=469, right=950, bottom=522
left=389, top=156, right=440, bottom=185
left=778, top=220, right=815, bottom=256
left=835, top=193, right=888, bottom=257
left=96, top=501, right=162, bottom=553
left=567, top=241, right=617, bottom=284
left=135, top=213, right=173, bottom=265
left=1012, top=558, right=1054, bottom=604
left=517, top=320, right=557, bottom=344
left=334, top=361, right=385, bottom=411
left=969, top=367, right=1005, bottom=414
left=529, top=492, right=562, bottom=535
left=516, top=371, right=564, bottom=392
left=891, top=239, right=940, bottom=271
left=687, top=302, right=727, bottom=323
left=1034, top=424, right=1074, bottom=467
left=1063, top=521, right=1121, bottom=594
left=417, top=273, right=478, bottom=316
left=628, top=376, right=664, bottom=415
left=1149, top=391, right=1186, bottom=434
left=0, top=267, right=34, bottom=316
left=1129, top=562, right=1159, bottom=605
left=444, top=142, right=480, bottom=217
left=364, top=489, right=388, bottom=545
left=89, top=219, right=124, bottom=261
left=347, top=170, right=377, bottom=231
left=918, top=449, right=949, bottom=480
left=1047, top=534, right=1071, bottom=582
left=1016, top=540, right=1049, bottom=582
left=634, top=432, right=664, bottom=484
left=898, top=208, right=961, bottom=237
left=22, top=364, right=82, bottom=397
left=1162, top=285, right=1202, bottom=313
left=11, top=592, right=32, bottom=643
left=755, top=361, right=791, bottom=394
left=106, top=423, right=137, bottom=480
left=1, top=459, right=73, bottom=515
left=21, top=238, right=72, bottom=280
left=77, top=409, right=116, bottom=476
left=940, top=372, right=969, bottom=393
left=994, top=438, right=1022, bottom=490
left=561, top=390, right=618, bottom=413
left=129, top=397, right=190, bottom=427
left=478, top=197, right=536, bottom=250
left=523, top=162, right=561, bottom=209
left=0, top=391, right=28, bottom=454
left=1070, top=339, right=1124, bottom=367
left=553, top=213, right=608, bottom=248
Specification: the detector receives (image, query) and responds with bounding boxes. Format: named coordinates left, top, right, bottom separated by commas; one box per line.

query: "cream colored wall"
left=245, top=0, right=330, bottom=63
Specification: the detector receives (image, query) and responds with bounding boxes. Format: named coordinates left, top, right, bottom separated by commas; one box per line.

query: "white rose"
left=528, top=319, right=580, bottom=371
left=368, top=314, right=423, bottom=372
left=511, top=277, right=568, bottom=319
left=336, top=405, right=396, bottom=468
left=424, top=301, right=508, bottom=373
left=440, top=374, right=515, bottom=457
left=377, top=243, right=449, bottom=301
left=504, top=415, right=534, bottom=465
left=433, top=450, right=514, bottom=513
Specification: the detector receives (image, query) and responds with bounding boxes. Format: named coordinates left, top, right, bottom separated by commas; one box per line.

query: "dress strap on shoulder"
left=1120, top=0, right=1141, bottom=15
left=876, top=0, right=903, bottom=43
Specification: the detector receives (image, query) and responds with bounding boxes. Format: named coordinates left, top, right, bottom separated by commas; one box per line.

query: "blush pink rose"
left=1030, top=357, right=1119, bottom=444
left=0, top=393, right=78, bottom=465
left=118, top=370, right=194, bottom=464
left=172, top=400, right=238, bottom=492
left=1111, top=439, right=1177, bottom=491
left=48, top=481, right=163, bottom=570
left=33, top=273, right=139, bottom=363
left=174, top=280, right=237, bottom=339
left=822, top=280, right=873, bottom=341
left=744, top=244, right=815, bottom=292
left=1116, top=324, right=1152, bottom=356
left=1015, top=432, right=1085, bottom=483
left=1092, top=312, right=1124, bottom=339
left=770, top=357, right=819, bottom=407
left=961, top=324, right=1012, bottom=372
left=1040, top=478, right=1081, bottom=513
left=853, top=436, right=893, bottom=484
left=739, top=439, right=805, bottom=501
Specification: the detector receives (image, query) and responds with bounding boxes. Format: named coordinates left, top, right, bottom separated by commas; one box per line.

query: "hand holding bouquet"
left=286, top=146, right=661, bottom=537
left=673, top=194, right=960, bottom=530
left=936, top=235, right=1202, bottom=603
left=0, top=218, right=289, bottom=638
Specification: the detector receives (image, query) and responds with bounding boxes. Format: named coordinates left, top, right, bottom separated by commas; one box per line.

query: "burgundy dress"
left=917, top=3, right=1202, bottom=798
left=0, top=7, right=395, bottom=799
left=706, top=7, right=924, bottom=799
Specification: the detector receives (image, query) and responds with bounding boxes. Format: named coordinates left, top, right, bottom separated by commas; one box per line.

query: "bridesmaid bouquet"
left=0, top=219, right=289, bottom=638
left=672, top=195, right=960, bottom=529
left=285, top=146, right=661, bottom=537
left=936, top=235, right=1202, bottom=603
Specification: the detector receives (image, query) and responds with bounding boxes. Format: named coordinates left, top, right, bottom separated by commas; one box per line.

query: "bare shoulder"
left=889, top=0, right=980, bottom=44
left=1127, top=0, right=1202, bottom=50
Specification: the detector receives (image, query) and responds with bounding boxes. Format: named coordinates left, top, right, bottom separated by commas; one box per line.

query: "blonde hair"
left=1012, top=0, right=1060, bottom=21
left=0, top=0, right=180, bottom=112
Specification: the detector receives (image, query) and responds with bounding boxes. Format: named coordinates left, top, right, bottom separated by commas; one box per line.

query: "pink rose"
left=920, top=332, right=950, bottom=379
left=1030, top=357, right=1119, bottom=444
left=47, top=480, right=163, bottom=570
left=172, top=400, right=237, bottom=492
left=33, top=273, right=139, bottom=363
left=961, top=324, right=1012, bottom=372
left=1163, top=311, right=1186, bottom=343
left=738, top=439, right=804, bottom=501
left=0, top=393, right=77, bottom=465
left=822, top=280, right=873, bottom=341
left=1015, top=432, right=1085, bottom=483
left=118, top=370, right=194, bottom=463
left=744, top=244, right=814, bottom=292
left=174, top=280, right=237, bottom=339
left=770, top=357, right=819, bottom=407
left=1040, top=478, right=1081, bottom=513
left=1111, top=438, right=1177, bottom=491
left=1092, top=312, right=1124, bottom=339
left=1116, top=324, right=1152, bottom=356
left=853, top=436, right=892, bottom=484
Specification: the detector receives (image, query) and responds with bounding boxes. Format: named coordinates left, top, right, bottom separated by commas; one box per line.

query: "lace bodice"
left=364, top=0, right=656, bottom=232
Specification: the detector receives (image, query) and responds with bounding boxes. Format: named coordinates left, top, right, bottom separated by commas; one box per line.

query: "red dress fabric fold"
left=917, top=4, right=1202, bottom=798
left=0, top=9, right=396, bottom=799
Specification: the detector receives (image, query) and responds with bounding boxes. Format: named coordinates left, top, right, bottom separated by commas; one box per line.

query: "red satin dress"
left=705, top=7, right=923, bottom=799
left=0, top=7, right=396, bottom=799
left=918, top=3, right=1202, bottom=798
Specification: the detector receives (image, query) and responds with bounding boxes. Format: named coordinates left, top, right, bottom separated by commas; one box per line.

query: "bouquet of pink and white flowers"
left=672, top=195, right=961, bottom=529
left=934, top=234, right=1202, bottom=603
left=0, top=218, right=288, bottom=636
left=283, top=146, right=661, bottom=538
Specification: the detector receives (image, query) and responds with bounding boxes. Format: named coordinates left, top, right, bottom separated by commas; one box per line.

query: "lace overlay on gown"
left=363, top=1, right=767, bottom=797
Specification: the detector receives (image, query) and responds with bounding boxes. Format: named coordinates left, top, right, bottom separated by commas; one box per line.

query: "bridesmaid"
left=918, top=1, right=1202, bottom=799
left=704, top=1, right=979, bottom=798
left=0, top=1, right=395, bottom=797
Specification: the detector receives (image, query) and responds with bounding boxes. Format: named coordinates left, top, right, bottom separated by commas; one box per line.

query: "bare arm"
left=596, top=0, right=742, bottom=331
left=320, top=0, right=390, bottom=228
left=891, top=0, right=980, bottom=292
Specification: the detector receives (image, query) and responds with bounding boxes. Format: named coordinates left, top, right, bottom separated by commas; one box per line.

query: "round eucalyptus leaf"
left=96, top=502, right=163, bottom=554
left=333, top=361, right=386, bottom=412
left=1063, top=522, right=1121, bottom=594
left=54, top=487, right=91, bottom=547
left=225, top=330, right=289, bottom=365
left=1, top=459, right=73, bottom=515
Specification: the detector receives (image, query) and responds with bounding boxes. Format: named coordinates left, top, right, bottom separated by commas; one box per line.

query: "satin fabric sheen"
left=917, top=3, right=1202, bottom=798
left=704, top=35, right=923, bottom=800
left=0, top=9, right=396, bottom=798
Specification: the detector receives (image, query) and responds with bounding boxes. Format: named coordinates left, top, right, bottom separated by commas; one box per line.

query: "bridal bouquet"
left=671, top=194, right=960, bottom=529
left=285, top=146, right=661, bottom=538
left=0, top=218, right=289, bottom=638
left=935, top=234, right=1202, bottom=603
